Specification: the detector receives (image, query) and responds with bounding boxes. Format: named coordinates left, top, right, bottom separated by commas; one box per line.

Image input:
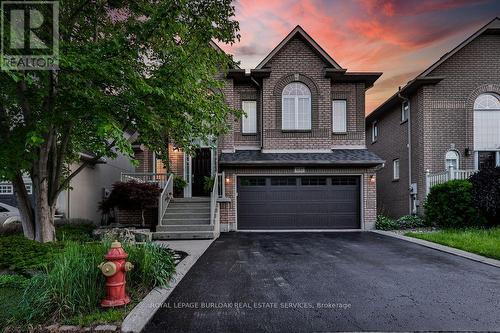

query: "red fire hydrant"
left=98, top=240, right=134, bottom=307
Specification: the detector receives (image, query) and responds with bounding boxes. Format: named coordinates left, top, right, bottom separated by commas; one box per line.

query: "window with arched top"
left=474, top=93, right=500, bottom=153
left=445, top=150, right=459, bottom=170
left=282, top=82, right=311, bottom=130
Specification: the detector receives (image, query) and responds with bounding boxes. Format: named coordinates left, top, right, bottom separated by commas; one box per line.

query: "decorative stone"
left=93, top=324, right=118, bottom=333
left=44, top=324, right=59, bottom=332
left=133, top=229, right=152, bottom=242
left=58, top=325, right=80, bottom=332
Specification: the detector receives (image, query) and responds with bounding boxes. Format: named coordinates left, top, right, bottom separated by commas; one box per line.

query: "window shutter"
left=242, top=101, right=257, bottom=134
left=332, top=100, right=347, bottom=132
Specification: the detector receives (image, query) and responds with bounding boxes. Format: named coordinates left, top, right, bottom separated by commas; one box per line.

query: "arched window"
left=282, top=82, right=311, bottom=130
left=474, top=93, right=500, bottom=169
left=445, top=150, right=459, bottom=170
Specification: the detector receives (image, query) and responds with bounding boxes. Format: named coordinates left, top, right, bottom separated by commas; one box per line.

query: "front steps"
left=153, top=197, right=215, bottom=240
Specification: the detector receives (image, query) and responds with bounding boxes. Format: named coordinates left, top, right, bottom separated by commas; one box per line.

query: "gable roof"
left=256, top=25, right=343, bottom=69
left=366, top=17, right=500, bottom=122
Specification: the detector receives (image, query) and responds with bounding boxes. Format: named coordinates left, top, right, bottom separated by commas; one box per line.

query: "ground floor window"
left=476, top=151, right=499, bottom=170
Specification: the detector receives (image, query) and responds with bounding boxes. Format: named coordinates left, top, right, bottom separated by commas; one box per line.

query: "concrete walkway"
left=121, top=239, right=214, bottom=333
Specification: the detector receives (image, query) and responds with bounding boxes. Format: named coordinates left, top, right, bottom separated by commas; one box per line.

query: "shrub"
left=424, top=180, right=485, bottom=228
left=396, top=215, right=427, bottom=229
left=203, top=176, right=215, bottom=193
left=469, top=167, right=500, bottom=226
left=376, top=215, right=397, bottom=230
left=0, top=274, right=29, bottom=289
left=100, top=181, right=161, bottom=226
left=11, top=241, right=175, bottom=325
left=173, top=176, right=187, bottom=197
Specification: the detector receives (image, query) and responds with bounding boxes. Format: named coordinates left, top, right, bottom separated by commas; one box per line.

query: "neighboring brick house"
left=136, top=25, right=384, bottom=232
left=365, top=17, right=500, bottom=218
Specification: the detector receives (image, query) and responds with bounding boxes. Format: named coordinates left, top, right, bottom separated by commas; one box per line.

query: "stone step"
left=162, top=218, right=210, bottom=225
left=172, top=197, right=210, bottom=203
left=153, top=231, right=215, bottom=240
left=157, top=224, right=214, bottom=232
left=166, top=206, right=210, bottom=214
left=164, top=212, right=210, bottom=219
left=168, top=203, right=210, bottom=209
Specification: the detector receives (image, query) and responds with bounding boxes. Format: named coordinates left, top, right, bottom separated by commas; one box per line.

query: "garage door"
left=237, top=176, right=360, bottom=230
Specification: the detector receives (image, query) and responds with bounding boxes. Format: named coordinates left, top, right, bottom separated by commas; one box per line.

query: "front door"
left=191, top=148, right=212, bottom=197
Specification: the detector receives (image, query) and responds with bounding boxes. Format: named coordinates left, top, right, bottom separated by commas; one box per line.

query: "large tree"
left=0, top=0, right=240, bottom=242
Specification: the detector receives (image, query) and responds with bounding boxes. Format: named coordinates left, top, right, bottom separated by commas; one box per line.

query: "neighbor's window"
left=282, top=82, right=311, bottom=130
left=241, top=100, right=257, bottom=134
left=445, top=150, right=459, bottom=170
left=0, top=184, right=13, bottom=195
left=372, top=121, right=378, bottom=142
left=401, top=101, right=409, bottom=122
left=393, top=159, right=400, bottom=180
left=25, top=184, right=33, bottom=195
left=332, top=100, right=347, bottom=133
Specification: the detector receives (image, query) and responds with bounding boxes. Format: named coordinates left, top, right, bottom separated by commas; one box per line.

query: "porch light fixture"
left=225, top=177, right=231, bottom=184
left=369, top=175, right=376, bottom=184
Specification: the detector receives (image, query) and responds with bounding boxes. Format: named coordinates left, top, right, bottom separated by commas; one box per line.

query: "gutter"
left=397, top=88, right=412, bottom=215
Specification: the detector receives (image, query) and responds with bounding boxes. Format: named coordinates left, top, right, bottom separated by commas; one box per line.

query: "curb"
left=121, top=239, right=215, bottom=333
left=372, top=230, right=500, bottom=269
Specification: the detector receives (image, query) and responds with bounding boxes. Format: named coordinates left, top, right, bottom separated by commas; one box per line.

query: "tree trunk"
left=12, top=173, right=35, bottom=240
left=33, top=176, right=56, bottom=243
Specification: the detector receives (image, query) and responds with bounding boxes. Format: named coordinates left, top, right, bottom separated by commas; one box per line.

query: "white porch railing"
left=158, top=174, right=174, bottom=226
left=425, top=167, right=478, bottom=195
left=217, top=171, right=226, bottom=199
left=121, top=172, right=169, bottom=188
left=211, top=173, right=222, bottom=237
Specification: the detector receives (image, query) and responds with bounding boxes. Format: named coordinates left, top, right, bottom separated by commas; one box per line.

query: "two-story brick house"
left=366, top=17, right=500, bottom=218
left=134, top=26, right=383, bottom=237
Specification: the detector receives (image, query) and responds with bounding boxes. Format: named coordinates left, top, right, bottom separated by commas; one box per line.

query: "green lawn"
left=405, top=227, right=500, bottom=260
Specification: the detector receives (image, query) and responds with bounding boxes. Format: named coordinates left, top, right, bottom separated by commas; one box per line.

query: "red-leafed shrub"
left=100, top=181, right=161, bottom=226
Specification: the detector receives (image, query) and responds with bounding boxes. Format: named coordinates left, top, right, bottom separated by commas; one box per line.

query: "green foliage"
left=203, top=176, right=215, bottom=193
left=469, top=167, right=500, bottom=226
left=10, top=241, right=175, bottom=325
left=0, top=274, right=30, bottom=289
left=0, top=0, right=241, bottom=240
left=0, top=222, right=95, bottom=273
left=375, top=215, right=397, bottom=230
left=406, top=227, right=500, bottom=260
left=173, top=175, right=188, bottom=195
left=63, top=308, right=128, bottom=327
left=424, top=180, right=485, bottom=228
left=0, top=234, right=64, bottom=273
left=376, top=215, right=427, bottom=230
left=396, top=215, right=427, bottom=229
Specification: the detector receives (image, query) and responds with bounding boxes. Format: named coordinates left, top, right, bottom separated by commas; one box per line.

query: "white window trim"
left=332, top=100, right=347, bottom=133
left=0, top=184, right=14, bottom=195
left=371, top=121, right=378, bottom=142
left=393, top=159, right=400, bottom=180
left=445, top=150, right=460, bottom=170
left=282, top=82, right=311, bottom=131
left=401, top=101, right=409, bottom=122
left=241, top=100, right=257, bottom=134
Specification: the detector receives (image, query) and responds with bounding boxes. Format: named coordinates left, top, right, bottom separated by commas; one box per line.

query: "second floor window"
left=282, top=82, right=311, bottom=130
left=332, top=100, right=347, bottom=133
left=372, top=121, right=378, bottom=142
left=401, top=101, right=409, bottom=122
left=242, top=100, right=257, bottom=134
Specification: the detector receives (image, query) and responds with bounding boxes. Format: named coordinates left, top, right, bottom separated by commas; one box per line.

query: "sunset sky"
left=220, top=0, right=500, bottom=114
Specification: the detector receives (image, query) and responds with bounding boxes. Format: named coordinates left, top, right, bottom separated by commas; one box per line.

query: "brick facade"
left=366, top=26, right=500, bottom=218
left=136, top=26, right=382, bottom=230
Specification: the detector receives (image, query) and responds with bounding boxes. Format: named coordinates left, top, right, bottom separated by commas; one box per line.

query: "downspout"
left=250, top=76, right=263, bottom=150
left=397, top=88, right=412, bottom=215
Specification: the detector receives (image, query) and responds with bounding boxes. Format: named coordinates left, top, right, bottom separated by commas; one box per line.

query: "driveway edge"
left=121, top=239, right=215, bottom=333
left=372, top=230, right=500, bottom=269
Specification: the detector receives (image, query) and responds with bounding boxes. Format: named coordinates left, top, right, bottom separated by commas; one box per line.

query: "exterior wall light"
left=369, top=175, right=376, bottom=184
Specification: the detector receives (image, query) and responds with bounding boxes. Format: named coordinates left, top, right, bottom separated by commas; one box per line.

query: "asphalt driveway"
left=146, top=232, right=500, bottom=332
